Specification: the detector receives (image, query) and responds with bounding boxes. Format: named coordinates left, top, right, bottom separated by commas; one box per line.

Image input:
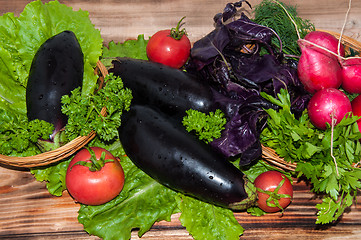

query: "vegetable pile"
left=1, top=0, right=361, bottom=240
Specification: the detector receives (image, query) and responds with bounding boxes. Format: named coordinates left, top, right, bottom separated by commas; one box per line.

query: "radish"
left=304, top=31, right=345, bottom=57
left=307, top=88, right=351, bottom=130
left=351, top=94, right=361, bottom=133
left=341, top=58, right=361, bottom=94
left=297, top=31, right=345, bottom=94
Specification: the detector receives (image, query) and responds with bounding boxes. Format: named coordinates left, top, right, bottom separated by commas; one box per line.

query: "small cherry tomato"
left=66, top=147, right=125, bottom=205
left=146, top=17, right=191, bottom=68
left=254, top=171, right=293, bottom=213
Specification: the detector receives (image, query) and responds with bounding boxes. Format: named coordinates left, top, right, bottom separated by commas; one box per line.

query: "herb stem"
left=330, top=114, right=339, bottom=176
left=338, top=0, right=352, bottom=56
left=272, top=0, right=301, bottom=39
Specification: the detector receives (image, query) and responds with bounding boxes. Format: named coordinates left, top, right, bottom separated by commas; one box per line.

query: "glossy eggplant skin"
left=109, top=57, right=216, bottom=119
left=26, top=30, right=84, bottom=138
left=119, top=104, right=256, bottom=210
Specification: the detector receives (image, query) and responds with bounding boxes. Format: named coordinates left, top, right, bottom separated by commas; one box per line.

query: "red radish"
left=304, top=31, right=345, bottom=57
left=307, top=88, right=351, bottom=130
left=297, top=31, right=345, bottom=94
left=341, top=58, right=361, bottom=94
left=351, top=94, right=361, bottom=133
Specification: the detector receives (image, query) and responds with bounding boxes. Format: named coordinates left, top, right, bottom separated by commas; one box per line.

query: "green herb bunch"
left=182, top=109, right=227, bottom=143
left=253, top=0, right=315, bottom=56
left=0, top=109, right=54, bottom=156
left=261, top=89, right=361, bottom=224
left=61, top=73, right=132, bottom=142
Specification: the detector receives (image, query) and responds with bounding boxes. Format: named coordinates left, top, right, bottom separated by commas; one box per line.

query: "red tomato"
left=146, top=17, right=191, bottom=68
left=254, top=171, right=293, bottom=213
left=66, top=147, right=125, bottom=205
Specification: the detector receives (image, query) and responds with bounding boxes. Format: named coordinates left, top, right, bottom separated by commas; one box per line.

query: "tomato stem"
left=72, top=147, right=114, bottom=172
left=170, top=16, right=187, bottom=40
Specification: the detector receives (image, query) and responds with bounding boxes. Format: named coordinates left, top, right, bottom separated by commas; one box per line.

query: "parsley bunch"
left=0, top=109, right=54, bottom=156
left=61, top=73, right=132, bottom=142
left=182, top=109, right=226, bottom=143
left=260, top=89, right=361, bottom=224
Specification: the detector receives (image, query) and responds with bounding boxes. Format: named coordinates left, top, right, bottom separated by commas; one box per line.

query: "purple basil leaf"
left=210, top=81, right=269, bottom=163
left=226, top=13, right=275, bottom=44
left=185, top=2, right=310, bottom=166
left=222, top=3, right=238, bottom=22
left=222, top=1, right=253, bottom=22
left=191, top=25, right=230, bottom=64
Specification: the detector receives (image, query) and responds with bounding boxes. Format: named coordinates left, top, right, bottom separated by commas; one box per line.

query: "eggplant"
left=109, top=57, right=216, bottom=119
left=118, top=104, right=256, bottom=210
left=26, top=30, right=84, bottom=139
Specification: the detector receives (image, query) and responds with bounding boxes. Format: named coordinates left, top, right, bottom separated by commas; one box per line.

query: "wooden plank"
left=3, top=0, right=361, bottom=44
left=1, top=165, right=361, bottom=239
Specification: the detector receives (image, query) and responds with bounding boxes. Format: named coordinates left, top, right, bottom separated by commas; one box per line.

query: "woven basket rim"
left=0, top=60, right=108, bottom=168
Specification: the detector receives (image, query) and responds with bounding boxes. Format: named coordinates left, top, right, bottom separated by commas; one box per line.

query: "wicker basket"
left=0, top=30, right=360, bottom=170
left=0, top=60, right=108, bottom=168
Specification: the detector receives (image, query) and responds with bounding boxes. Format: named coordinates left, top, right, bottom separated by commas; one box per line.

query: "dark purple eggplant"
left=118, top=104, right=256, bottom=210
left=26, top=30, right=84, bottom=140
left=109, top=57, right=216, bottom=119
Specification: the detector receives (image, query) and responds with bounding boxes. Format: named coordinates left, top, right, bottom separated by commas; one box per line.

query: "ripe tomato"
left=66, top=147, right=125, bottom=205
left=254, top=171, right=293, bottom=213
left=146, top=17, right=191, bottom=68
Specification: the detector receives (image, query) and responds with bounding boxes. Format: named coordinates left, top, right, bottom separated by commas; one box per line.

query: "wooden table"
left=1, top=0, right=361, bottom=239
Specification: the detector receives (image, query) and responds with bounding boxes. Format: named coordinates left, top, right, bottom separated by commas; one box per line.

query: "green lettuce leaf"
left=178, top=195, right=244, bottom=240
left=31, top=159, right=70, bottom=196
left=0, top=13, right=26, bottom=115
left=78, top=154, right=179, bottom=240
left=0, top=0, right=103, bottom=116
left=101, top=34, right=148, bottom=67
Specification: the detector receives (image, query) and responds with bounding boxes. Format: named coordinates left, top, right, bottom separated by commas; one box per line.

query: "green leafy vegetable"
left=253, top=0, right=315, bottom=56
left=61, top=73, right=132, bottom=142
left=31, top=159, right=70, bottom=196
left=78, top=153, right=180, bottom=240
left=102, top=34, right=149, bottom=67
left=261, top=88, right=361, bottom=224
left=178, top=195, right=244, bottom=240
left=182, top=109, right=227, bottom=143
left=0, top=109, right=53, bottom=156
left=0, top=0, right=103, bottom=117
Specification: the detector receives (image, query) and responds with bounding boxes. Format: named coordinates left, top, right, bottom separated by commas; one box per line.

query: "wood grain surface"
left=3, top=0, right=361, bottom=44
left=1, top=165, right=361, bottom=239
left=1, top=0, right=361, bottom=239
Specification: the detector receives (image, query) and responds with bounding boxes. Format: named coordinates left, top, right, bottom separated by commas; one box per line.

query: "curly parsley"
left=0, top=109, right=54, bottom=156
left=182, top=109, right=226, bottom=143
left=61, top=73, right=132, bottom=142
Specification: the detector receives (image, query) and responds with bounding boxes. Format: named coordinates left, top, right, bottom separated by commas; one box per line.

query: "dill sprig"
left=253, top=0, right=315, bottom=56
